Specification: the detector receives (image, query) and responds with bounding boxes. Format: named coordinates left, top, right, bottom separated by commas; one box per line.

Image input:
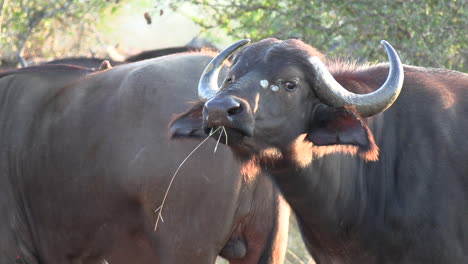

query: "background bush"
left=162, top=0, right=467, bottom=71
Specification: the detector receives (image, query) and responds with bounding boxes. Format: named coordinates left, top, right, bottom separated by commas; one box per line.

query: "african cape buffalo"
left=171, top=38, right=468, bottom=263
left=125, top=38, right=218, bottom=63
left=125, top=47, right=201, bottom=63
left=0, top=53, right=290, bottom=263
left=42, top=49, right=199, bottom=71
left=43, top=57, right=121, bottom=70
left=43, top=45, right=217, bottom=70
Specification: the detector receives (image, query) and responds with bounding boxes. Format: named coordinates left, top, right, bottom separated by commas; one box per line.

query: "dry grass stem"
left=287, top=248, right=307, bottom=264
left=154, top=126, right=222, bottom=231
left=213, top=126, right=228, bottom=153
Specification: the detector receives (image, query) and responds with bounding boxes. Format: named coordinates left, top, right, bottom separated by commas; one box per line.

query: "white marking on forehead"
left=260, top=80, right=269, bottom=88
left=270, top=85, right=279, bottom=92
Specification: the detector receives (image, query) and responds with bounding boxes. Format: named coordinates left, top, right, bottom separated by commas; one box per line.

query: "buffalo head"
left=171, top=38, right=403, bottom=163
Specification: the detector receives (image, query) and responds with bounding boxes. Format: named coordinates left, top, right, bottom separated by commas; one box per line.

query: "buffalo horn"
left=198, top=39, right=251, bottom=100
left=309, top=40, right=404, bottom=117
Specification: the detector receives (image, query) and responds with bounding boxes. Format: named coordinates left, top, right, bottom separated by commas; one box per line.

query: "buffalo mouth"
left=202, top=114, right=255, bottom=145
left=202, top=123, right=253, bottom=145
left=205, top=127, right=239, bottom=145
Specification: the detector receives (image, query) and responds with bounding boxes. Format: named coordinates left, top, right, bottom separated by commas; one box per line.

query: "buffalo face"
left=202, top=46, right=319, bottom=152
left=171, top=38, right=403, bottom=160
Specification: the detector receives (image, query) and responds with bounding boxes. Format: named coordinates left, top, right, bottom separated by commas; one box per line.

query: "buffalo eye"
left=284, top=81, right=297, bottom=91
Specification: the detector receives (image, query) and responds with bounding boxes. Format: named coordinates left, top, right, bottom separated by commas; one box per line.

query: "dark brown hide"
left=0, top=54, right=289, bottom=264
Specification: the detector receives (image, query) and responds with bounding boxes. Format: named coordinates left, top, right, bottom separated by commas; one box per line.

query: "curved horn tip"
left=380, top=40, right=397, bottom=53
left=223, top=39, right=251, bottom=52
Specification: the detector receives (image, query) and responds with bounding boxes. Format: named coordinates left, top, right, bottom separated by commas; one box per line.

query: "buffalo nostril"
left=227, top=104, right=243, bottom=116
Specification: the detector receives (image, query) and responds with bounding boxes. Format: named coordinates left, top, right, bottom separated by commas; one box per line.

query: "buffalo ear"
left=306, top=105, right=377, bottom=154
left=170, top=102, right=206, bottom=139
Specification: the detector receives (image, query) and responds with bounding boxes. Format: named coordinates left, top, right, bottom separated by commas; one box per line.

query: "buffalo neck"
left=264, top=116, right=390, bottom=261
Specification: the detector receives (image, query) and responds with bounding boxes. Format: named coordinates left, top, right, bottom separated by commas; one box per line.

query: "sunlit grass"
left=286, top=215, right=314, bottom=264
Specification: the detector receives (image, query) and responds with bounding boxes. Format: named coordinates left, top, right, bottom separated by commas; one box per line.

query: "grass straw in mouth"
left=213, top=126, right=228, bottom=153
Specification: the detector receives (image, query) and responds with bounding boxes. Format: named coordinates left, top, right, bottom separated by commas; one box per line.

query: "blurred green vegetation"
left=161, top=0, right=468, bottom=72
left=0, top=0, right=123, bottom=66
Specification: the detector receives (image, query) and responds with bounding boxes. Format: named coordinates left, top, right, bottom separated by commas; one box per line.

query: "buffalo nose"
left=205, top=96, right=244, bottom=126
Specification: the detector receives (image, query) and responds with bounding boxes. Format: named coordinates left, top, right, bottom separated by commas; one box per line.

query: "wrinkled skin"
left=172, top=38, right=468, bottom=263
left=0, top=54, right=290, bottom=264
